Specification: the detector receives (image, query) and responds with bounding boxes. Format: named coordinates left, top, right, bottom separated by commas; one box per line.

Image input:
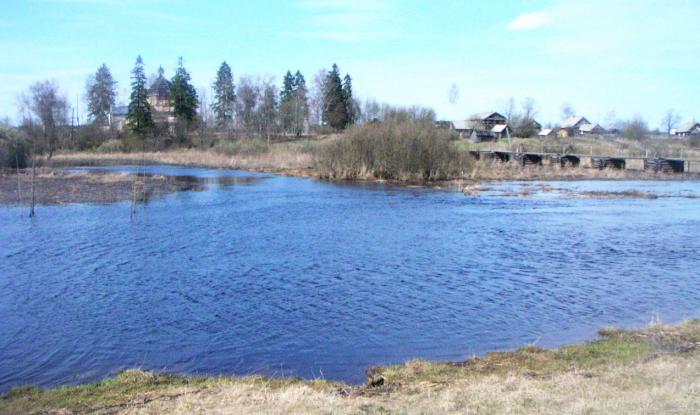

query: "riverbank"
left=49, top=148, right=696, bottom=185
left=2, top=319, right=698, bottom=414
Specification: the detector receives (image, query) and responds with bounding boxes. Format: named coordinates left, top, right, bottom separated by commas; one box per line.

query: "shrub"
left=314, top=120, right=470, bottom=181
left=689, top=136, right=700, bottom=148
left=212, top=138, right=270, bottom=156
left=96, top=139, right=124, bottom=153
left=0, top=126, right=31, bottom=169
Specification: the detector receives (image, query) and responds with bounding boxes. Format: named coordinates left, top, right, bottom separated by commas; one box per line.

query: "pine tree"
left=127, top=55, right=154, bottom=137
left=322, top=64, right=347, bottom=130
left=170, top=57, right=198, bottom=126
left=86, top=64, right=117, bottom=126
left=292, top=71, right=308, bottom=135
left=342, top=73, right=355, bottom=126
left=211, top=61, right=236, bottom=128
left=280, top=71, right=295, bottom=133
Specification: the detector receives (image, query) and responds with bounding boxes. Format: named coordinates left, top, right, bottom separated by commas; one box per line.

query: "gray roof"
left=538, top=128, right=554, bottom=136
left=491, top=124, right=508, bottom=133
left=453, top=120, right=478, bottom=130
left=676, top=121, right=700, bottom=133
left=561, top=116, right=590, bottom=129
left=579, top=123, right=604, bottom=133
left=469, top=111, right=505, bottom=121
left=112, top=105, right=128, bottom=116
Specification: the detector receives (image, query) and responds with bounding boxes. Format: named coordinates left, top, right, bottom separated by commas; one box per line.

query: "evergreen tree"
left=86, top=64, right=117, bottom=126
left=292, top=70, right=308, bottom=135
left=280, top=71, right=295, bottom=132
left=211, top=61, right=236, bottom=128
left=342, top=73, right=355, bottom=126
left=127, top=55, right=154, bottom=137
left=170, top=57, right=199, bottom=126
left=322, top=64, right=347, bottom=129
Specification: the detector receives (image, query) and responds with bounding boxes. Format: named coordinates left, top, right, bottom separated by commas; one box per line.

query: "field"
left=2, top=319, right=698, bottom=414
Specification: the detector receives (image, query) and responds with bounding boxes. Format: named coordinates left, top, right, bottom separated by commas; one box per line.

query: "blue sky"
left=1, top=0, right=698, bottom=126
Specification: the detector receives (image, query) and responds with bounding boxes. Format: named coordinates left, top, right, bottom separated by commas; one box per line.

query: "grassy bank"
left=2, top=320, right=699, bottom=414
left=44, top=131, right=700, bottom=186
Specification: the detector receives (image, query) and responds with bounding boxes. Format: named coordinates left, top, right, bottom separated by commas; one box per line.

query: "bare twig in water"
left=29, top=155, right=36, bottom=218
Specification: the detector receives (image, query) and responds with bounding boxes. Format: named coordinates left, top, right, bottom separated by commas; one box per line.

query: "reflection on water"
left=70, top=165, right=267, bottom=189
left=1, top=166, right=699, bottom=391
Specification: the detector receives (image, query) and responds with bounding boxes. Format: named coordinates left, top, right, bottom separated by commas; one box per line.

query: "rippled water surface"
left=1, top=166, right=699, bottom=391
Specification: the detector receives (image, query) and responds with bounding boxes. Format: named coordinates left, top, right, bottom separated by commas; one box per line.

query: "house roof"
left=538, top=128, right=554, bottom=136
left=561, top=116, right=590, bottom=129
left=579, top=123, right=604, bottom=133
left=491, top=124, right=508, bottom=133
left=453, top=120, right=481, bottom=130
left=112, top=105, right=128, bottom=116
left=676, top=122, right=700, bottom=133
left=469, top=111, right=505, bottom=121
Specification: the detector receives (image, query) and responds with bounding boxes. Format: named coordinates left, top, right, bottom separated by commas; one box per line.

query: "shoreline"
left=2, top=319, right=698, bottom=414
left=2, top=158, right=699, bottom=206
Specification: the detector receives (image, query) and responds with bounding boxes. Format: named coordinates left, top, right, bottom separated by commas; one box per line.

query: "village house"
left=579, top=123, right=606, bottom=135
left=674, top=121, right=700, bottom=137
left=453, top=112, right=509, bottom=142
left=557, top=116, right=591, bottom=137
left=110, top=105, right=128, bottom=131
left=538, top=128, right=555, bottom=138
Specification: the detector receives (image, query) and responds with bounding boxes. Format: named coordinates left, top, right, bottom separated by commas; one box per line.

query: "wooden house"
left=559, top=116, right=590, bottom=136
left=674, top=122, right=700, bottom=137
left=538, top=128, right=555, bottom=138
left=110, top=105, right=128, bottom=131
left=579, top=123, right=606, bottom=135
left=453, top=111, right=509, bottom=142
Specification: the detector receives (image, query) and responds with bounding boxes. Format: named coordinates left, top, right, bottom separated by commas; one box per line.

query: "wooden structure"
left=591, top=157, right=625, bottom=169
left=674, top=122, right=700, bottom=137
left=644, top=158, right=685, bottom=173
left=468, top=150, right=695, bottom=174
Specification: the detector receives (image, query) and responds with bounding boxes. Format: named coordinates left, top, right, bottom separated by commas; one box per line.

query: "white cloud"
left=506, top=11, right=551, bottom=31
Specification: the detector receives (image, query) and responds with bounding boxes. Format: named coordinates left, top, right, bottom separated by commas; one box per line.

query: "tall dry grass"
left=51, top=143, right=315, bottom=175
left=314, top=121, right=472, bottom=182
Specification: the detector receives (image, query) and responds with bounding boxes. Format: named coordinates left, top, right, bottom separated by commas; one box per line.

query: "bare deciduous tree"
left=661, top=109, right=681, bottom=135
left=309, top=69, right=326, bottom=126
left=561, top=102, right=575, bottom=120
left=27, top=80, right=69, bottom=158
left=235, top=76, right=259, bottom=133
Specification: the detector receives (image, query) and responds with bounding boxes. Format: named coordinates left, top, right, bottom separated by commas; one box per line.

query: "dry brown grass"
left=3, top=320, right=699, bottom=415
left=50, top=142, right=316, bottom=178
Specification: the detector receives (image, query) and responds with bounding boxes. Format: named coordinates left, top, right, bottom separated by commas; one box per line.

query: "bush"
left=314, top=120, right=470, bottom=181
left=213, top=138, right=270, bottom=156
left=96, top=139, right=124, bottom=153
left=0, top=126, right=31, bottom=169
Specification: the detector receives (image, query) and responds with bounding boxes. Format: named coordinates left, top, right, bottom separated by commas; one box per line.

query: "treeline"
left=8, top=57, right=361, bottom=157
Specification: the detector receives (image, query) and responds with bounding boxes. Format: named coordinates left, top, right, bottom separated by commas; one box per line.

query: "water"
left=1, top=165, right=699, bottom=391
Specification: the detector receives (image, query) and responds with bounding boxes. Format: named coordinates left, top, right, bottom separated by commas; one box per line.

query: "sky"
left=1, top=0, right=699, bottom=127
